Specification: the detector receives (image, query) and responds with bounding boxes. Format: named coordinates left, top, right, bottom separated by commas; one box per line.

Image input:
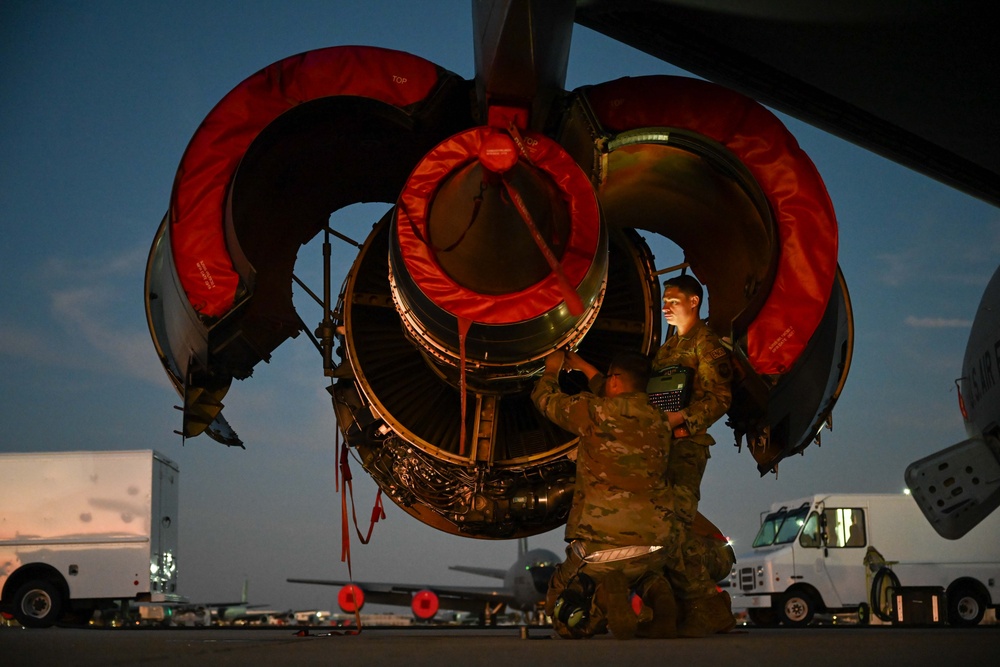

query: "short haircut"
left=663, top=274, right=704, bottom=303
left=608, top=351, right=652, bottom=391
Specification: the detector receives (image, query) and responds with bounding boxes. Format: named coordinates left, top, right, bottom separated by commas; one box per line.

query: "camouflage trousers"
left=668, top=438, right=720, bottom=600
left=547, top=524, right=685, bottom=638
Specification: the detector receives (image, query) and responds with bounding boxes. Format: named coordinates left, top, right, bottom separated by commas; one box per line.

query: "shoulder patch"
left=708, top=347, right=727, bottom=360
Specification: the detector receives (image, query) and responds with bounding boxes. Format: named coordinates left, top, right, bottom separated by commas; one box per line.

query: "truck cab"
left=730, top=493, right=998, bottom=627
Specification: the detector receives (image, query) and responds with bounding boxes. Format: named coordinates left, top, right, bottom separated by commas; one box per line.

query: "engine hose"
left=870, top=566, right=901, bottom=622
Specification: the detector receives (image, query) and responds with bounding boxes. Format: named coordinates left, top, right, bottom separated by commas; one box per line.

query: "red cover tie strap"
left=501, top=174, right=585, bottom=316
left=503, top=122, right=585, bottom=316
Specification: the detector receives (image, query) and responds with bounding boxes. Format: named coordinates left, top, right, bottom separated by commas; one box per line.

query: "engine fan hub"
left=390, top=126, right=607, bottom=371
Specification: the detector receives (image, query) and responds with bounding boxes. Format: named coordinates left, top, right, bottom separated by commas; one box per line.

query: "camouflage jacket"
left=652, top=319, right=733, bottom=445
left=531, top=374, right=676, bottom=546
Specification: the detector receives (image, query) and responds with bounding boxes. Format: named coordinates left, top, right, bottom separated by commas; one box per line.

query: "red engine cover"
left=411, top=589, right=440, bottom=620
left=337, top=584, right=365, bottom=613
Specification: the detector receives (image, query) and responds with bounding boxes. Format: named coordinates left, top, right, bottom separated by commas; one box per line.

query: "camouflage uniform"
left=652, top=318, right=732, bottom=448
left=531, top=374, right=680, bottom=546
left=571, top=324, right=736, bottom=635
left=652, top=319, right=733, bottom=600
left=531, top=374, right=684, bottom=638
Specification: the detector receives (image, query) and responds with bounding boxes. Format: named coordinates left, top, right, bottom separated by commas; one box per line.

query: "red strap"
left=500, top=175, right=584, bottom=316
left=317, top=435, right=381, bottom=638
left=340, top=446, right=385, bottom=554
left=340, top=445, right=352, bottom=570
left=457, top=316, right=472, bottom=456
left=340, top=459, right=359, bottom=634
left=334, top=430, right=341, bottom=492
left=956, top=378, right=968, bottom=420
left=504, top=124, right=585, bottom=316
left=336, top=443, right=388, bottom=636
left=353, top=489, right=385, bottom=544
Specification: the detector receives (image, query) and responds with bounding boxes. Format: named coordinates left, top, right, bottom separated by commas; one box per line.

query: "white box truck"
left=729, top=493, right=999, bottom=627
left=0, top=450, right=182, bottom=627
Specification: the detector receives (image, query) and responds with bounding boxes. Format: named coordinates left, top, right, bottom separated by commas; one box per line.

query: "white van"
left=729, top=493, right=999, bottom=627
left=0, top=450, right=182, bottom=627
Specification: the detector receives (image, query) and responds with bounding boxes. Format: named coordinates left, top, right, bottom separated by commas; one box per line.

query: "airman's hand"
left=563, top=350, right=600, bottom=380
left=544, top=350, right=566, bottom=376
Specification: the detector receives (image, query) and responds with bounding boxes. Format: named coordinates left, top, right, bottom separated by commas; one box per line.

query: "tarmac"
left=4, top=623, right=999, bottom=667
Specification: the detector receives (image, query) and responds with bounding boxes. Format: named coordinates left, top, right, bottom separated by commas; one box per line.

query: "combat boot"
left=635, top=574, right=678, bottom=638
left=593, top=571, right=637, bottom=640
left=677, top=590, right=735, bottom=638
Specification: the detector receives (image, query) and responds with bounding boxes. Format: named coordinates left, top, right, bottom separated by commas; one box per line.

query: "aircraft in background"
left=171, top=578, right=280, bottom=626
left=208, top=577, right=257, bottom=624
left=288, top=539, right=559, bottom=623
left=906, top=264, right=1000, bottom=539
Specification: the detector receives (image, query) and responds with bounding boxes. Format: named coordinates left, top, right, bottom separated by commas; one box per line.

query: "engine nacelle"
left=335, top=214, right=656, bottom=536
left=146, top=8, right=852, bottom=541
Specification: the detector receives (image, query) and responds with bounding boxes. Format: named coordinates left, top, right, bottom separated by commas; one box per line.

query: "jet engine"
left=145, top=2, right=852, bottom=539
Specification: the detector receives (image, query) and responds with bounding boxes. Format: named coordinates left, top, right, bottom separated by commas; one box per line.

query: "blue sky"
left=2, top=1, right=998, bottom=613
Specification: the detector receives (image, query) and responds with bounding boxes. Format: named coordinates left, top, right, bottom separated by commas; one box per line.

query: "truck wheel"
left=856, top=602, right=871, bottom=625
left=13, top=579, right=63, bottom=628
left=778, top=590, right=815, bottom=627
left=947, top=584, right=987, bottom=627
left=747, top=608, right=779, bottom=627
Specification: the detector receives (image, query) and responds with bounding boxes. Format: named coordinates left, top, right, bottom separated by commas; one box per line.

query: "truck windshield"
left=752, top=504, right=811, bottom=547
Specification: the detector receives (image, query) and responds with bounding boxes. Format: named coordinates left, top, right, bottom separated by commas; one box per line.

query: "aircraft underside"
left=145, top=1, right=853, bottom=539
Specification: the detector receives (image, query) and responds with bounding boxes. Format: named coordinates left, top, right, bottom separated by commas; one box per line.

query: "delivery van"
left=0, top=450, right=182, bottom=627
left=729, top=493, right=999, bottom=627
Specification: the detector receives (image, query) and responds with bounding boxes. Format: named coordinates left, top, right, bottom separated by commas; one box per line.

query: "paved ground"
left=4, top=624, right=999, bottom=667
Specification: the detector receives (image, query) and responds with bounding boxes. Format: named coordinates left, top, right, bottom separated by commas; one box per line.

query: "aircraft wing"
left=287, top=577, right=514, bottom=617
left=575, top=1, right=1000, bottom=208
left=447, top=566, right=507, bottom=580
left=288, top=543, right=559, bottom=618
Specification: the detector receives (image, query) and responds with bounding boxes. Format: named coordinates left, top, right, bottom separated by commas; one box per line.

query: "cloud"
left=0, top=243, right=170, bottom=387
left=873, top=216, right=1000, bottom=290
left=874, top=251, right=918, bottom=287
left=0, top=324, right=57, bottom=364
left=904, top=316, right=972, bottom=329
left=41, top=245, right=148, bottom=281
left=49, top=283, right=167, bottom=386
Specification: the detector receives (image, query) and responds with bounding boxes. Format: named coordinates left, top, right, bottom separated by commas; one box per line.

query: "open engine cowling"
left=146, top=20, right=852, bottom=539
